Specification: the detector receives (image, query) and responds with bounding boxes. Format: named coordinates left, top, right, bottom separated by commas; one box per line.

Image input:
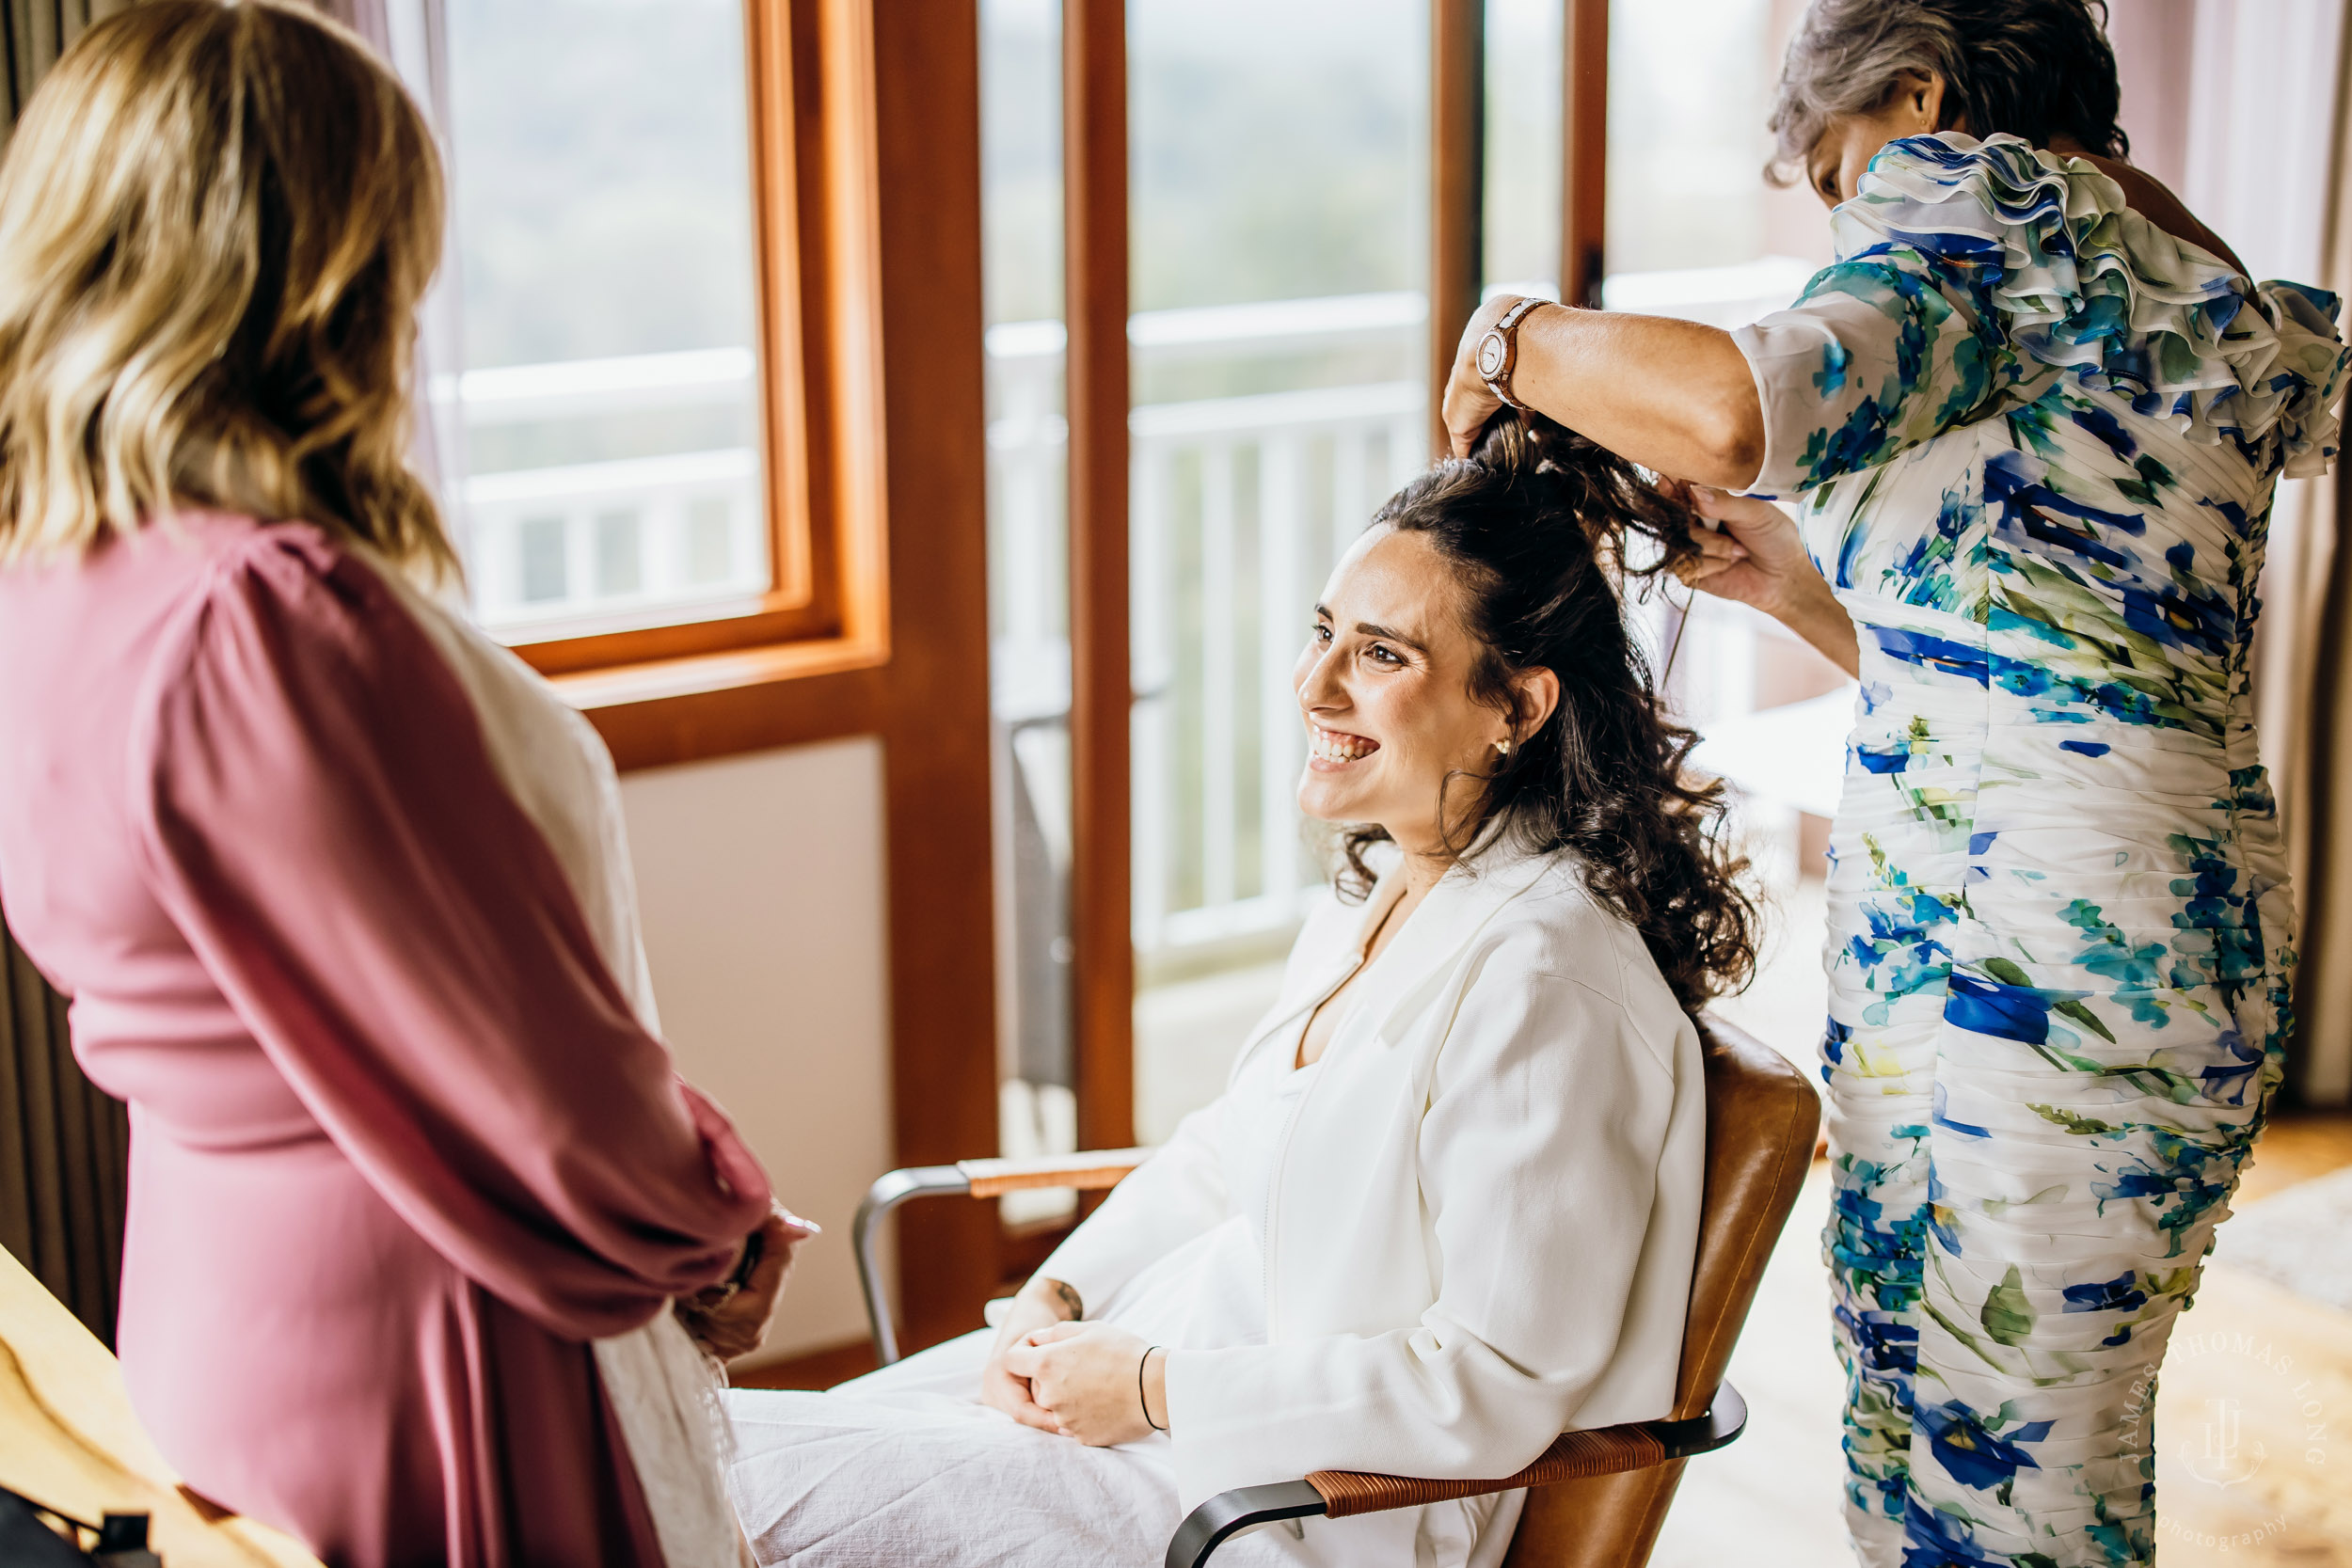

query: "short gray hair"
left=1765, top=0, right=2127, bottom=185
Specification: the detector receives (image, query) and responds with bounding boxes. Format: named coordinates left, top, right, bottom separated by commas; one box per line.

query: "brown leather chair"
left=852, top=1014, right=1821, bottom=1568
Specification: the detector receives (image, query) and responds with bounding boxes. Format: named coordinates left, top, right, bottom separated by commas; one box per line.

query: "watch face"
left=1476, top=333, right=1506, bottom=377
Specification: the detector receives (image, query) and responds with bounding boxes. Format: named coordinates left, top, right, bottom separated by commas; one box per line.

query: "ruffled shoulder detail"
left=1835, top=132, right=2349, bottom=476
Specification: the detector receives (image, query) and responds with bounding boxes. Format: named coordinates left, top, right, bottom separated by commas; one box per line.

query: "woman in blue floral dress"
left=1439, top=3, right=2347, bottom=1564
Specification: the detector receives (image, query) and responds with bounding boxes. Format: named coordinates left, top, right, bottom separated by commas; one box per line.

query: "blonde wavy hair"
left=0, top=0, right=455, bottom=578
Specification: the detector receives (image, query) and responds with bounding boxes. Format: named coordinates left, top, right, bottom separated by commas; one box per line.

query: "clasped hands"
left=981, top=1275, right=1168, bottom=1446
left=675, top=1201, right=818, bottom=1363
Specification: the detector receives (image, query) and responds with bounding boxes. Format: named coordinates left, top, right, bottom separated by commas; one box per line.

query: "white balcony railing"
left=447, top=257, right=1823, bottom=958
left=445, top=347, right=767, bottom=633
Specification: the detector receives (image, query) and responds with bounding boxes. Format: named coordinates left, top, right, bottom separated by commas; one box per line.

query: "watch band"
left=1476, top=295, right=1549, bottom=411
left=702, top=1225, right=766, bottom=1308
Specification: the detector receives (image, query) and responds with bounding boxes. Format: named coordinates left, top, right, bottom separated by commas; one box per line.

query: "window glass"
left=443, top=0, right=769, bottom=641
left=1603, top=0, right=1823, bottom=322
left=1606, top=0, right=1844, bottom=1062
left=1125, top=0, right=1425, bottom=1141
left=981, top=0, right=1080, bottom=1225
left=1484, top=0, right=1564, bottom=296
left=982, top=0, right=1433, bottom=1168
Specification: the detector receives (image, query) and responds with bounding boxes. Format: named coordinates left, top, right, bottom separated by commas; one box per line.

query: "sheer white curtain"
left=2171, top=0, right=2352, bottom=1104
left=312, top=0, right=469, bottom=554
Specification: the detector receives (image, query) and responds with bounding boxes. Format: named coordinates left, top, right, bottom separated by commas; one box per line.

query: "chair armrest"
left=956, top=1148, right=1152, bottom=1196
left=1164, top=1383, right=1746, bottom=1568
left=851, top=1148, right=1154, bottom=1365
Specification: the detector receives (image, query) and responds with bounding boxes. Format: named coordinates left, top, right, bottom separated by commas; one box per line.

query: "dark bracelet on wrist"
left=1139, top=1345, right=1166, bottom=1433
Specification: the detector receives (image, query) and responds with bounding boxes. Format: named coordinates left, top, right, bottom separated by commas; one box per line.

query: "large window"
left=1123, top=0, right=1429, bottom=1143
left=434, top=0, right=882, bottom=692
left=981, top=0, right=1854, bottom=1184
left=444, top=0, right=769, bottom=641
left=979, top=0, right=1435, bottom=1202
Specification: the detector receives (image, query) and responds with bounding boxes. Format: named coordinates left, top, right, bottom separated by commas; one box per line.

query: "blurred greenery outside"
left=443, top=0, right=1787, bottom=468
left=446, top=0, right=761, bottom=476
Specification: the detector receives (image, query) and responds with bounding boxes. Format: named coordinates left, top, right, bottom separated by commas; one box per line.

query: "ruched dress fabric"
left=0, top=515, right=774, bottom=1567
left=1732, top=134, right=2349, bottom=1568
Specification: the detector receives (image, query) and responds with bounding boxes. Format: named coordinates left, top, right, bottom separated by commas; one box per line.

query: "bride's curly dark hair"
left=1336, top=413, right=1756, bottom=1010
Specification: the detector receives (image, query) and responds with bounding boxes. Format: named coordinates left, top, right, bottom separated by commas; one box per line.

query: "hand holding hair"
left=1673, top=485, right=1859, bottom=678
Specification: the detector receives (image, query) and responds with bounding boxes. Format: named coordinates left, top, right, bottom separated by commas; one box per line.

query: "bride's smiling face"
left=1294, top=526, right=1541, bottom=854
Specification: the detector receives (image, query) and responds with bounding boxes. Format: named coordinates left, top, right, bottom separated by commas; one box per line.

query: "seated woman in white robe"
left=724, top=414, right=1760, bottom=1568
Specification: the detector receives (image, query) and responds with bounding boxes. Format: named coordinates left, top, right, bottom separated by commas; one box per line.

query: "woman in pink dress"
left=0, top=5, right=798, bottom=1564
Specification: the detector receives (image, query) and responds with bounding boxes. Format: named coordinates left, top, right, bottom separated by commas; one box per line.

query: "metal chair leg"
left=1164, top=1481, right=1327, bottom=1568
left=850, top=1164, right=969, bottom=1366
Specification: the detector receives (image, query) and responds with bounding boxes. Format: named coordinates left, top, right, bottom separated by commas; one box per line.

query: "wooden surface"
left=0, top=1245, right=319, bottom=1567
left=1427, top=0, right=1484, bottom=458
left=1558, top=0, right=1607, bottom=309
left=731, top=1334, right=878, bottom=1392
left=866, top=0, right=1003, bottom=1354
left=958, top=1148, right=1150, bottom=1196
left=575, top=657, right=884, bottom=770
left=3, top=922, right=127, bottom=1350
left=2234, top=1112, right=2352, bottom=1206
left=1064, top=0, right=1136, bottom=1158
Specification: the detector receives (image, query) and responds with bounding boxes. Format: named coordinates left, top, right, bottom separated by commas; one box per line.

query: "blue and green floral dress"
left=1733, top=133, right=2348, bottom=1568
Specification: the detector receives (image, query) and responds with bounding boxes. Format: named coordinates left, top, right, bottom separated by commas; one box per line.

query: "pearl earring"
left=1495, top=738, right=1512, bottom=757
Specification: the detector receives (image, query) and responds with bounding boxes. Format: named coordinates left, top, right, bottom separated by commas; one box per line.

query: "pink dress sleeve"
left=127, top=527, right=773, bottom=1340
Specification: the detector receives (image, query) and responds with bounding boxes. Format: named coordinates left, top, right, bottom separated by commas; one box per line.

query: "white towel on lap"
left=724, top=1331, right=1327, bottom=1568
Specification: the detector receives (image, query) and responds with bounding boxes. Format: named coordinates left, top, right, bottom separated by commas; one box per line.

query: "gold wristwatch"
left=1475, top=295, right=1549, bottom=410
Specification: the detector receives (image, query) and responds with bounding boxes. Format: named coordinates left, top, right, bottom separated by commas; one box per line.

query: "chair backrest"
left=1503, top=1013, right=1820, bottom=1568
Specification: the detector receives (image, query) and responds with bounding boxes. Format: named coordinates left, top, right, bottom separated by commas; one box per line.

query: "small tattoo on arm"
left=1049, top=1280, right=1084, bottom=1322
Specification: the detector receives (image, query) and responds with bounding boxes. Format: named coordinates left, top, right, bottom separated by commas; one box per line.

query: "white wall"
left=619, top=737, right=894, bottom=1364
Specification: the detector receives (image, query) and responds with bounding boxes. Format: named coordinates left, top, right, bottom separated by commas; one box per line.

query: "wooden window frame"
left=521, top=0, right=892, bottom=754
left=1064, top=0, right=1612, bottom=1163
left=1561, top=0, right=1608, bottom=311
left=1065, top=0, right=1135, bottom=1159
left=549, top=1, right=1003, bottom=1357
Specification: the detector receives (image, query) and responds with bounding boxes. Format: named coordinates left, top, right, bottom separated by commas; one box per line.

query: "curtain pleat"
left=1, top=0, right=133, bottom=130
left=1, top=919, right=128, bottom=1346
left=2280, top=27, right=2352, bottom=1106
left=2192, top=0, right=2352, bottom=1106
left=0, top=0, right=135, bottom=1345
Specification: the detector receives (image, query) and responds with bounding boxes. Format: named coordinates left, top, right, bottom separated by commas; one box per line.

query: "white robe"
left=725, top=837, right=1706, bottom=1566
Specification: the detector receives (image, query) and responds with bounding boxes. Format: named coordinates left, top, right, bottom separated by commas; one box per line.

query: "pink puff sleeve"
left=127, top=527, right=773, bottom=1340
